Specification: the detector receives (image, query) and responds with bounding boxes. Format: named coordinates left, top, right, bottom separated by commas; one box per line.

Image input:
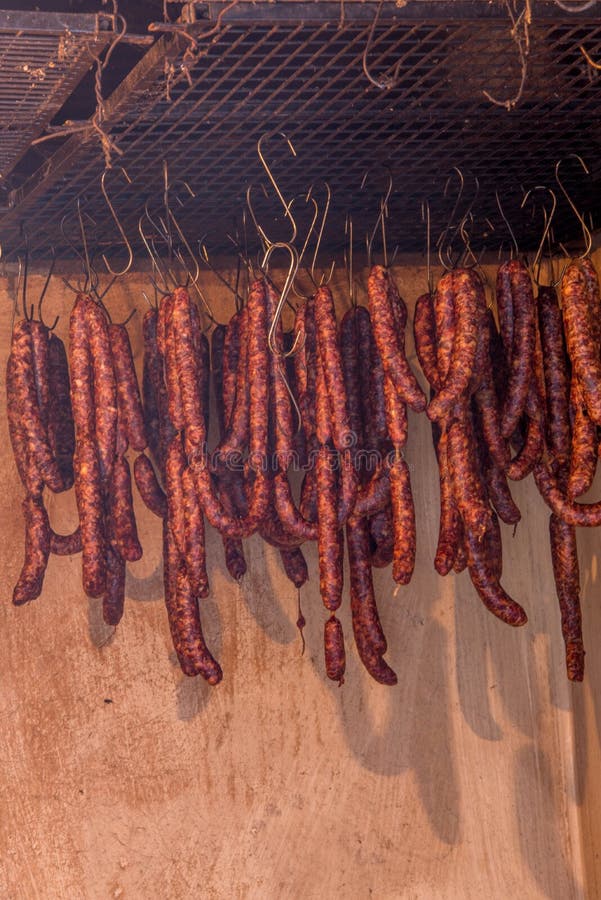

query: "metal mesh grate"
left=3, top=10, right=601, bottom=261
left=0, top=11, right=112, bottom=183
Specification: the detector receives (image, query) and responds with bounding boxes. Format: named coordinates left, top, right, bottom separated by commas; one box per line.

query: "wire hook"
left=100, top=166, right=134, bottom=276
left=362, top=0, right=401, bottom=90
left=256, top=131, right=297, bottom=246
left=520, top=185, right=557, bottom=283
left=555, top=154, right=592, bottom=259
left=262, top=242, right=300, bottom=357
left=495, top=189, right=520, bottom=260
left=361, top=168, right=393, bottom=268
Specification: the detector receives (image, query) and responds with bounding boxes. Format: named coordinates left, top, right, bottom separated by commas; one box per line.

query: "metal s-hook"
left=362, top=0, right=401, bottom=90
left=555, top=155, right=593, bottom=259
left=262, top=242, right=300, bottom=357
left=306, top=180, right=334, bottom=285
left=256, top=131, right=298, bottom=245
left=19, top=224, right=33, bottom=321
left=344, top=214, right=357, bottom=307
left=100, top=166, right=134, bottom=276
left=436, top=167, right=466, bottom=270
left=421, top=198, right=433, bottom=295
left=520, top=185, right=557, bottom=283
left=38, top=248, right=59, bottom=330
left=361, top=168, right=393, bottom=268
left=495, top=189, right=519, bottom=260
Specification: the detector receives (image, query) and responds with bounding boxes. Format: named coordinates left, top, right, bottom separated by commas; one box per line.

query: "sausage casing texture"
left=533, top=462, right=601, bottom=527
left=218, top=306, right=250, bottom=459
left=433, top=428, right=463, bottom=575
left=368, top=265, right=426, bottom=412
left=74, top=436, right=106, bottom=598
left=163, top=520, right=222, bottom=683
left=86, top=297, right=118, bottom=484
left=389, top=455, right=416, bottom=585
left=182, top=464, right=210, bottom=599
left=211, top=323, right=227, bottom=437
left=160, top=293, right=185, bottom=432
left=317, top=446, right=343, bottom=611
left=50, top=526, right=82, bottom=556
left=216, top=476, right=247, bottom=580
left=134, top=452, right=167, bottom=519
left=538, top=287, right=571, bottom=471
left=361, top=308, right=388, bottom=448
left=413, top=291, right=441, bottom=390
left=561, top=262, right=601, bottom=424
left=6, top=349, right=44, bottom=498
left=47, top=333, right=75, bottom=489
left=108, top=453, right=143, bottom=563
left=315, top=285, right=354, bottom=449
left=280, top=547, right=309, bottom=589
left=11, top=319, right=64, bottom=492
left=30, top=321, right=50, bottom=430
left=549, top=514, right=584, bottom=681
left=103, top=544, right=126, bottom=627
left=484, top=458, right=521, bottom=525
left=13, top=496, right=51, bottom=605
left=369, top=505, right=394, bottom=569
left=347, top=514, right=397, bottom=685
left=324, top=615, right=346, bottom=684
left=340, top=308, right=364, bottom=453
left=427, top=269, right=482, bottom=422
left=171, top=287, right=206, bottom=447
left=568, top=378, right=597, bottom=498
left=465, top=527, right=527, bottom=626
left=142, top=308, right=166, bottom=472
left=165, top=434, right=187, bottom=559
left=247, top=279, right=270, bottom=463
left=498, top=260, right=535, bottom=439
left=109, top=323, right=147, bottom=452
left=222, top=310, right=242, bottom=431
left=447, top=410, right=491, bottom=541
left=294, top=297, right=318, bottom=445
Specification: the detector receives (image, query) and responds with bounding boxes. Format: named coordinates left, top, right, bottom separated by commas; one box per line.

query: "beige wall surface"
left=0, top=263, right=595, bottom=900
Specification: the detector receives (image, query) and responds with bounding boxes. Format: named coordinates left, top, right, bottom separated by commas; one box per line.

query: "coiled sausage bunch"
left=8, top=254, right=601, bottom=686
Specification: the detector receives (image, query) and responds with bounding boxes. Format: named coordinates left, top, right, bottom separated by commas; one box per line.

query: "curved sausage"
left=109, top=322, right=147, bottom=452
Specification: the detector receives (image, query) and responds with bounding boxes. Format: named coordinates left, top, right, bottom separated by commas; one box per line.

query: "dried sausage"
left=108, top=453, right=143, bottom=563
left=324, top=615, right=345, bottom=684
left=538, top=287, right=571, bottom=470
left=368, top=265, right=426, bottom=412
left=549, top=514, right=584, bottom=681
left=182, top=464, right=209, bottom=599
left=133, top=452, right=167, bottom=519
left=427, top=269, right=483, bottom=422
left=280, top=548, right=309, bottom=589
left=164, top=521, right=222, bottom=684
left=74, top=436, right=106, bottom=598
left=103, top=544, right=125, bottom=626
left=315, top=285, right=354, bottom=448
left=389, top=454, right=416, bottom=585
left=317, top=446, right=343, bottom=611
left=561, top=261, right=601, bottom=424
left=109, top=322, right=147, bottom=452
left=347, top=514, right=397, bottom=685
left=413, top=291, right=441, bottom=390
left=465, top=527, right=527, bottom=626
left=47, top=333, right=75, bottom=490
left=86, top=297, right=118, bottom=484
left=50, top=526, right=82, bottom=556
left=567, top=378, right=597, bottom=498
left=13, top=496, right=51, bottom=605
left=498, top=260, right=535, bottom=439
left=11, top=319, right=64, bottom=492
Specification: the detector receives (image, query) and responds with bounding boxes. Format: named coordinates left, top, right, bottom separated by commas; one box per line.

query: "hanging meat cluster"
left=7, top=253, right=601, bottom=685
